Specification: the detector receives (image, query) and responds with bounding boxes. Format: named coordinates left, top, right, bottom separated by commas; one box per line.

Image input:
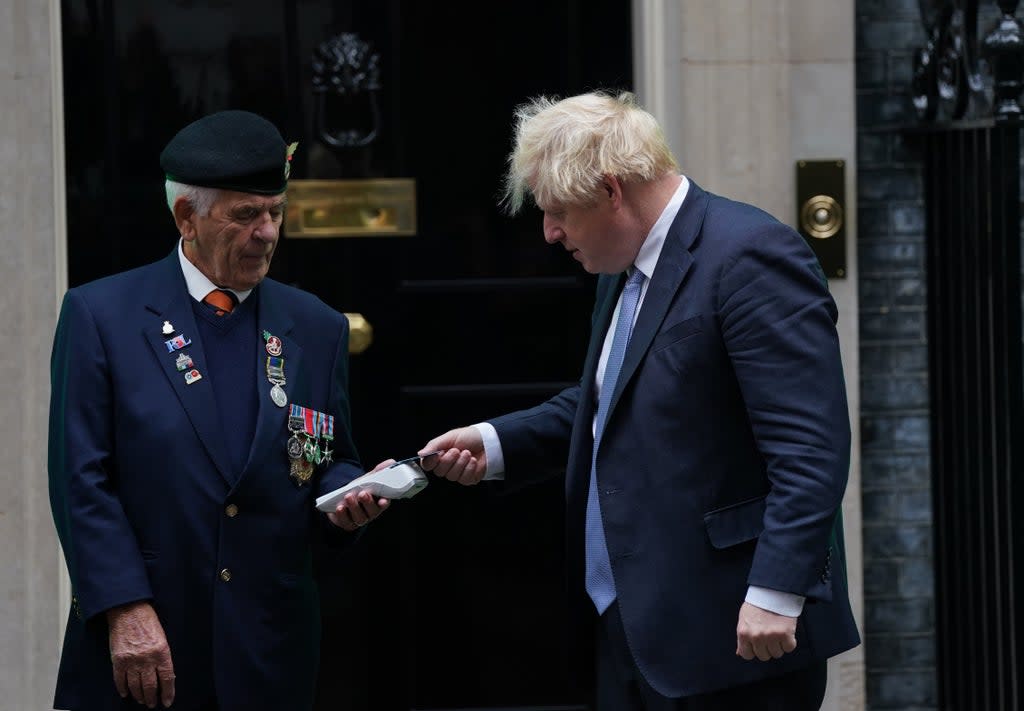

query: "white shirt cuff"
left=745, top=586, right=805, bottom=617
left=471, top=423, right=505, bottom=480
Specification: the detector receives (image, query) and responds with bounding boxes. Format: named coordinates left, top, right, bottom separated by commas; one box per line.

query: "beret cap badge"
left=284, top=142, right=298, bottom=180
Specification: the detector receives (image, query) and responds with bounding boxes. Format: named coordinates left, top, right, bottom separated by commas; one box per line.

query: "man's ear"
left=602, top=175, right=624, bottom=207
left=172, top=196, right=198, bottom=240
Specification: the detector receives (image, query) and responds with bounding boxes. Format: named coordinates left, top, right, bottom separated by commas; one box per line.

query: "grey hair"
left=502, top=91, right=678, bottom=215
left=165, top=180, right=220, bottom=217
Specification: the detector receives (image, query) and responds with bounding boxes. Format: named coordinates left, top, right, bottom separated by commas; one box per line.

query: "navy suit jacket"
left=48, top=251, right=363, bottom=711
left=491, top=182, right=860, bottom=698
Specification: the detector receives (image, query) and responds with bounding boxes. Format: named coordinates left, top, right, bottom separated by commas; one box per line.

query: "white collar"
left=177, top=238, right=252, bottom=304
left=632, top=175, right=690, bottom=280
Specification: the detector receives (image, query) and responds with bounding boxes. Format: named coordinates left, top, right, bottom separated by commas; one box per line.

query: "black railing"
left=913, top=1, right=1024, bottom=708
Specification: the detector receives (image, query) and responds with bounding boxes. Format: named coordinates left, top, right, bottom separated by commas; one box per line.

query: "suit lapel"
left=241, top=280, right=302, bottom=480
left=143, top=252, right=234, bottom=484
left=607, top=182, right=710, bottom=417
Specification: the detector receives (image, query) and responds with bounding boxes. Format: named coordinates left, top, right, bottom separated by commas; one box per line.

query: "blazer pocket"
left=703, top=495, right=767, bottom=549
left=651, top=315, right=703, bottom=352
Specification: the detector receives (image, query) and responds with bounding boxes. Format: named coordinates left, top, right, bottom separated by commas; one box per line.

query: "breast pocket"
left=651, top=314, right=704, bottom=352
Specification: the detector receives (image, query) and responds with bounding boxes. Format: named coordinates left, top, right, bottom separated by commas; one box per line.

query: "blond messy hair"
left=502, top=91, right=678, bottom=215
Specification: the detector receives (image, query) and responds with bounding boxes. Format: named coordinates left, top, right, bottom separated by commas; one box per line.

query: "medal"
left=290, top=458, right=313, bottom=485
left=265, top=354, right=287, bottom=408
left=320, top=412, right=335, bottom=465
left=161, top=321, right=175, bottom=336
left=266, top=336, right=283, bottom=357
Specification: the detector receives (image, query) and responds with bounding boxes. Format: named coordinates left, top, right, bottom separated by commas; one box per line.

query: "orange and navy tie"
left=203, top=289, right=236, bottom=316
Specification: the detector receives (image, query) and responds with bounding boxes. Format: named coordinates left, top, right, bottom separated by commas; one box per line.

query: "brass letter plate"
left=286, top=178, right=417, bottom=238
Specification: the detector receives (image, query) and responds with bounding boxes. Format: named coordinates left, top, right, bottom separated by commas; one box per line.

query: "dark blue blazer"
left=48, top=251, right=363, bottom=711
left=491, top=182, right=860, bottom=697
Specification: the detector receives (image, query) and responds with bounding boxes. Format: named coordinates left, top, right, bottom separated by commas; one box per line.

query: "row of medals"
left=264, top=331, right=335, bottom=486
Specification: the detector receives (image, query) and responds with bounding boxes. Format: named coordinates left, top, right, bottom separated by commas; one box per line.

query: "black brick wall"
left=855, top=2, right=936, bottom=709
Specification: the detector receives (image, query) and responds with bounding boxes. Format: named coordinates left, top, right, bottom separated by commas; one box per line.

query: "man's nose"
left=252, top=212, right=278, bottom=241
left=543, top=216, right=563, bottom=244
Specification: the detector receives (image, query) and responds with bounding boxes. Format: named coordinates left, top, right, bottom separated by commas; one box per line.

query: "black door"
left=62, top=2, right=631, bottom=708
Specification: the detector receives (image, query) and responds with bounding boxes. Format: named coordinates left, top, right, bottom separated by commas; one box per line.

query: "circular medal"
left=287, top=434, right=304, bottom=460
left=266, top=336, right=283, bottom=357
left=270, top=383, right=287, bottom=407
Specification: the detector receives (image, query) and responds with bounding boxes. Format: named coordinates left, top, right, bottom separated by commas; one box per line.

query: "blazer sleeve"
left=48, top=289, right=153, bottom=620
left=715, top=223, right=851, bottom=600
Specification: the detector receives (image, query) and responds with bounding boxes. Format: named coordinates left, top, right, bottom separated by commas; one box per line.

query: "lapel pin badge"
left=161, top=321, right=175, bottom=336
left=165, top=334, right=192, bottom=352
left=184, top=368, right=203, bottom=385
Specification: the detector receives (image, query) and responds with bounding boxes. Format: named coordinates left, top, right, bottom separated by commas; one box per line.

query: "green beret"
left=160, top=110, right=297, bottom=195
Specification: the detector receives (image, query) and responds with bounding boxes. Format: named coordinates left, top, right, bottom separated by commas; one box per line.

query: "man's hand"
left=735, top=601, right=798, bottom=662
left=107, top=601, right=175, bottom=708
left=327, top=459, right=392, bottom=531
left=418, top=427, right=485, bottom=485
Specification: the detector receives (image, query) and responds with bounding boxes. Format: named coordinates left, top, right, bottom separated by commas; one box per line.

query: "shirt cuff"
left=745, top=586, right=805, bottom=617
left=471, top=422, right=505, bottom=480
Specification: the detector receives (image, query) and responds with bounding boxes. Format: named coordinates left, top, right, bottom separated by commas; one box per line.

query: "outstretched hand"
left=419, top=427, right=486, bottom=485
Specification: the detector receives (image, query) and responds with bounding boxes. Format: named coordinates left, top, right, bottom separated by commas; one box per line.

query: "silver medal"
left=270, top=383, right=287, bottom=407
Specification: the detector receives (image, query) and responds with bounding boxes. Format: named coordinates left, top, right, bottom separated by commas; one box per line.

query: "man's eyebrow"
left=232, top=199, right=288, bottom=212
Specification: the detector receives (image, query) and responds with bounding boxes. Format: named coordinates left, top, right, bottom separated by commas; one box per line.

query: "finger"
left=417, top=450, right=443, bottom=470
left=371, top=458, right=396, bottom=473
left=141, top=665, right=159, bottom=708
left=157, top=660, right=176, bottom=707
left=735, top=638, right=755, bottom=661
left=128, top=668, right=146, bottom=706
left=432, top=449, right=461, bottom=478
left=344, top=493, right=370, bottom=526
left=419, top=433, right=454, bottom=460
left=112, top=664, right=129, bottom=698
left=446, top=450, right=472, bottom=482
left=328, top=504, right=359, bottom=531
left=782, top=634, right=797, bottom=653
left=766, top=638, right=786, bottom=659
left=458, top=457, right=479, bottom=485
left=753, top=641, right=772, bottom=662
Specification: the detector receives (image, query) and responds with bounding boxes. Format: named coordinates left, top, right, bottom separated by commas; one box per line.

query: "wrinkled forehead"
left=216, top=190, right=287, bottom=210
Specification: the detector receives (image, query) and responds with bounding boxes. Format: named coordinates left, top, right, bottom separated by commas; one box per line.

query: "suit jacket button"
left=219, top=568, right=232, bottom=582
left=225, top=504, right=239, bottom=518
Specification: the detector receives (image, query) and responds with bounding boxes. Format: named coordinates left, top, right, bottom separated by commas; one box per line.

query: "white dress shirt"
left=177, top=238, right=253, bottom=304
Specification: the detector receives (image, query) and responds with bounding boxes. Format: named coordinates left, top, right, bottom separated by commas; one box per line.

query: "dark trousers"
left=595, top=602, right=827, bottom=711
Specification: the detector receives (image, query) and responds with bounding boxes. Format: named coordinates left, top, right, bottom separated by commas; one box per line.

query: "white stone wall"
left=634, top=1, right=865, bottom=708
left=0, top=0, right=67, bottom=707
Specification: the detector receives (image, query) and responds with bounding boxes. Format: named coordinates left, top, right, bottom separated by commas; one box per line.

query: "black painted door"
left=62, top=2, right=631, bottom=708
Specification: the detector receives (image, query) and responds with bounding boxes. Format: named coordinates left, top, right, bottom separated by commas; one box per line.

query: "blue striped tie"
left=585, top=268, right=646, bottom=614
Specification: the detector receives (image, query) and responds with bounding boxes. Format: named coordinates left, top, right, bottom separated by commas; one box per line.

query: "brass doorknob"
left=343, top=313, right=374, bottom=354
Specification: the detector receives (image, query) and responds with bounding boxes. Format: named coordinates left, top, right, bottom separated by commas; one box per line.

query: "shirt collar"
left=177, top=238, right=252, bottom=304
left=632, top=175, right=690, bottom=280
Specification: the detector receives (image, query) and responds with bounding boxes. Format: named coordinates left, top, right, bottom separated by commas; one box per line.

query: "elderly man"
left=421, top=92, right=860, bottom=710
left=49, top=110, right=387, bottom=711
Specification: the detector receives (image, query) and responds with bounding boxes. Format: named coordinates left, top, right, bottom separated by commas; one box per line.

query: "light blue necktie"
left=585, top=268, right=646, bottom=614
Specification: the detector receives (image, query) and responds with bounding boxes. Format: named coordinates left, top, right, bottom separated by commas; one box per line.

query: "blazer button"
left=219, top=568, right=232, bottom=582
left=225, top=504, right=239, bottom=518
